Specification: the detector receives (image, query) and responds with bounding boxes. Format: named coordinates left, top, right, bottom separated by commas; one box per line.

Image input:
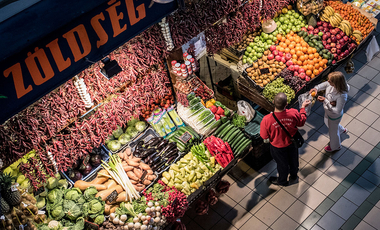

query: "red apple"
left=272, top=50, right=279, bottom=56
left=294, top=65, right=299, bottom=71
left=281, top=57, right=286, bottom=63
left=285, top=53, right=292, bottom=61
left=314, top=28, right=319, bottom=34
left=270, top=45, right=277, bottom=51
left=305, top=76, right=311, bottom=82
left=294, top=71, right=299, bottom=76
left=278, top=51, right=284, bottom=57
left=331, top=47, right=337, bottom=53
left=268, top=54, right=274, bottom=60
left=275, top=55, right=281, bottom=62
left=286, top=60, right=293, bottom=66
left=301, top=27, right=307, bottom=31
left=331, top=43, right=336, bottom=48
left=299, top=68, right=305, bottom=73
left=289, top=65, right=295, bottom=71
left=299, top=72, right=306, bottom=79
left=308, top=25, right=314, bottom=31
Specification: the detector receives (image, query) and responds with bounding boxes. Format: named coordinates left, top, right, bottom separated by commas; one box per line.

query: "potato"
left=262, top=56, right=268, bottom=62
left=253, top=63, right=259, bottom=69
left=258, top=83, right=264, bottom=87
left=246, top=67, right=253, bottom=73
left=257, top=79, right=262, bottom=83
left=264, top=50, right=269, bottom=56
left=258, top=60, right=263, bottom=66
left=251, top=76, right=256, bottom=80
left=248, top=72, right=253, bottom=77
left=268, top=60, right=274, bottom=64
left=263, top=80, right=268, bottom=86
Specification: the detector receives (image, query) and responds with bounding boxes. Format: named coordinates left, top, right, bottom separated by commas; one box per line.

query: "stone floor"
left=183, top=32, right=380, bottom=229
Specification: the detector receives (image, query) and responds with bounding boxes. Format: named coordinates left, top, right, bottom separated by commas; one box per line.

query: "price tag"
left=15, top=183, right=19, bottom=187
left=38, top=210, right=45, bottom=215
left=11, top=185, right=18, bottom=192
left=259, top=68, right=270, bottom=75
left=33, top=186, right=45, bottom=196
left=84, top=220, right=99, bottom=230
left=179, top=132, right=192, bottom=143
left=140, top=170, right=147, bottom=182
left=0, top=215, right=5, bottom=220
left=106, top=190, right=118, bottom=203
left=22, top=202, right=28, bottom=207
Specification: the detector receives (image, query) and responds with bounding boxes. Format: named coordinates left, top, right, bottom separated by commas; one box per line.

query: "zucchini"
left=218, top=124, right=234, bottom=139
left=227, top=129, right=241, bottom=143
left=232, top=137, right=247, bottom=151
left=214, top=121, right=230, bottom=136
left=236, top=139, right=252, bottom=156
left=223, top=127, right=238, bottom=141
left=230, top=132, right=244, bottom=147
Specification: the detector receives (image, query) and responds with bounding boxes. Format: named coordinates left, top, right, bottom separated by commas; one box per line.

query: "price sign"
left=140, top=171, right=147, bottom=182
left=11, top=185, right=18, bottom=192
left=179, top=132, right=192, bottom=143
left=106, top=190, right=118, bottom=203
left=84, top=220, right=99, bottom=230
left=34, top=186, right=45, bottom=196
left=259, top=68, right=270, bottom=75
left=38, top=210, right=45, bottom=215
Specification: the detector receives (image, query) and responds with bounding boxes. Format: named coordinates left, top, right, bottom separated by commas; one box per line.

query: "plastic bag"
left=366, top=35, right=380, bottom=62
left=298, top=93, right=313, bottom=116
left=237, top=100, right=256, bottom=122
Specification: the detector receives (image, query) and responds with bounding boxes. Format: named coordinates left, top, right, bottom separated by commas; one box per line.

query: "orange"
left=277, top=34, right=282, bottom=40
left=308, top=60, right=313, bottom=65
left=302, top=47, right=308, bottom=53
left=295, top=37, right=301, bottom=43
left=281, top=42, right=287, bottom=48
left=322, top=59, right=328, bottom=64
left=307, top=48, right=313, bottom=54
left=296, top=43, right=301, bottom=47
left=319, top=60, right=324, bottom=66
left=312, top=48, right=317, bottom=53
left=315, top=63, right=320, bottom=69
left=288, top=36, right=294, bottom=42
left=311, top=92, right=317, bottom=97
left=289, top=44, right=295, bottom=49
left=296, top=51, right=303, bottom=57
left=284, top=48, right=290, bottom=53
left=313, top=69, right=319, bottom=75
left=313, top=53, right=319, bottom=58
left=292, top=58, right=298, bottom=63
left=281, top=37, right=286, bottom=42
left=299, top=56, right=306, bottom=62
left=290, top=49, right=296, bottom=55
left=308, top=54, right=314, bottom=60
left=306, top=70, right=312, bottom=76
left=289, top=31, right=295, bottom=36
left=292, top=54, right=298, bottom=60
left=279, top=47, right=285, bottom=52
left=301, top=42, right=308, bottom=47
left=313, top=58, right=319, bottom=63
left=319, top=67, right=324, bottom=72
left=303, top=60, right=308, bottom=66
left=308, top=64, right=314, bottom=70
left=297, top=60, right=303, bottom=66
left=311, top=74, right=316, bottom=79
left=285, top=40, right=291, bottom=45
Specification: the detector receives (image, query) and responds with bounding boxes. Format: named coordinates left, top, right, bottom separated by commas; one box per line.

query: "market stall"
left=0, top=0, right=378, bottom=230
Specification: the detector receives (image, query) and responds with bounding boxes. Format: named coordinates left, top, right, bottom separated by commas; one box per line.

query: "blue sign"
left=0, top=0, right=177, bottom=124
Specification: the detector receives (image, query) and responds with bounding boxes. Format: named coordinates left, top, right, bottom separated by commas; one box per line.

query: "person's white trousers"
left=324, top=113, right=345, bottom=150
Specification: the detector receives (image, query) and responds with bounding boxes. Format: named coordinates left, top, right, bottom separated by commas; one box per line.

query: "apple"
left=332, top=60, right=336, bottom=64
left=317, top=21, right=322, bottom=26
left=318, top=32, right=324, bottom=37
left=331, top=29, right=338, bottom=35
left=318, top=26, right=324, bottom=31
left=286, top=60, right=293, bottom=66
left=268, top=54, right=274, bottom=60
left=289, top=65, right=295, bottom=71
left=344, top=50, right=350, bottom=56
left=327, top=38, right=332, bottom=44
left=299, top=72, right=306, bottom=79
left=294, top=71, right=299, bottom=76
left=331, top=47, right=337, bottom=53
left=285, top=53, right=292, bottom=61
left=331, top=43, right=336, bottom=48
left=325, top=32, right=331, bottom=38
left=333, top=53, right=338, bottom=58
left=305, top=76, right=311, bottom=82
left=299, top=68, right=305, bottom=73
left=336, top=34, right=342, bottom=40
left=325, top=44, right=331, bottom=50
left=322, top=40, right=327, bottom=46
left=336, top=44, right=342, bottom=49
left=275, top=55, right=281, bottom=62
left=343, top=35, right=349, bottom=42
left=328, top=24, right=333, bottom=29
left=272, top=50, right=279, bottom=56
left=314, top=28, right=319, bottom=34
left=337, top=49, right=341, bottom=55
left=270, top=45, right=277, bottom=51
left=308, top=25, right=314, bottom=31
left=331, top=36, right=337, bottom=43
left=281, top=57, right=286, bottom=63
left=301, top=27, right=307, bottom=31
left=294, top=65, right=299, bottom=71
left=339, top=38, right=345, bottom=44
left=278, top=51, right=284, bottom=57
left=322, top=22, right=328, bottom=28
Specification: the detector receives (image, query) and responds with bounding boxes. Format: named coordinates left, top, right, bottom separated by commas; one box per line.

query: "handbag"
left=272, top=113, right=304, bottom=148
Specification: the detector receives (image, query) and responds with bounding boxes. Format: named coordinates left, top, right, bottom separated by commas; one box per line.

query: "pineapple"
left=0, top=172, right=20, bottom=206
left=0, top=197, right=10, bottom=213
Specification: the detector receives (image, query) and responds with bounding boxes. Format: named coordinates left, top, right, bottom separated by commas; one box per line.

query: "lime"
left=284, top=19, right=290, bottom=25
left=290, top=18, right=295, bottom=24
left=294, top=13, right=300, bottom=18
left=272, top=37, right=278, bottom=42
left=263, top=34, right=269, bottom=40
left=245, top=51, right=249, bottom=56
left=252, top=57, right=257, bottom=62
left=279, top=17, right=285, bottom=22
left=268, top=34, right=274, bottom=40
left=266, top=40, right=272, bottom=45
left=291, top=26, right=297, bottom=31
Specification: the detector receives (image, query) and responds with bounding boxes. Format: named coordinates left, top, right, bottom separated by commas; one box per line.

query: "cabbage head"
left=118, top=133, right=131, bottom=145
left=51, top=205, right=65, bottom=220
left=104, top=135, right=114, bottom=145
left=135, top=121, right=146, bottom=132
left=126, top=126, right=139, bottom=137
left=63, top=200, right=83, bottom=221
left=107, top=140, right=121, bottom=152
left=48, top=188, right=63, bottom=203
left=48, top=220, right=62, bottom=230
left=87, top=197, right=105, bottom=218
left=83, top=186, right=98, bottom=201
left=46, top=176, right=58, bottom=190
left=112, top=126, right=123, bottom=139
left=58, top=179, right=69, bottom=189
left=64, top=188, right=82, bottom=201
left=127, top=117, right=139, bottom=127
left=94, top=215, right=105, bottom=225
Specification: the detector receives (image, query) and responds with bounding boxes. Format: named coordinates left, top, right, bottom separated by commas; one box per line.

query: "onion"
left=156, top=212, right=161, bottom=217
left=138, top=213, right=143, bottom=219
left=119, top=220, right=125, bottom=225
left=141, top=216, right=146, bottom=221
left=145, top=207, right=151, bottom=213
left=133, top=217, right=139, bottom=223
left=145, top=215, right=151, bottom=221
left=113, top=218, right=120, bottom=225
left=150, top=207, right=156, bottom=212
left=143, top=220, right=149, bottom=225
left=128, top=223, right=134, bottom=228
left=134, top=222, right=141, bottom=229
left=123, top=225, right=129, bottom=230
left=155, top=206, right=161, bottom=212
left=141, top=225, right=148, bottom=230
left=120, top=215, right=127, bottom=222
left=154, top=217, right=160, bottom=223
left=110, top=213, right=116, bottom=220
left=155, top=202, right=160, bottom=207
left=148, top=202, right=153, bottom=207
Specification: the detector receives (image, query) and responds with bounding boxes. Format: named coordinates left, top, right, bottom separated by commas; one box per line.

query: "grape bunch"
left=279, top=68, right=306, bottom=92
left=263, top=78, right=295, bottom=104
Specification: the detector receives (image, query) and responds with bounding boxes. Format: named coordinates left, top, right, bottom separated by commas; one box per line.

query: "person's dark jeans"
left=270, top=144, right=299, bottom=184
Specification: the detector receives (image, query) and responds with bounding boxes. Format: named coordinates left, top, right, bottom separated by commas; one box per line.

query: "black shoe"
left=289, top=175, right=299, bottom=185
left=269, top=177, right=289, bottom=186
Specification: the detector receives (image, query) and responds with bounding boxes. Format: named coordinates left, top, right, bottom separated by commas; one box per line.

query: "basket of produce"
left=297, top=0, right=324, bottom=16
left=262, top=78, right=295, bottom=105
left=104, top=118, right=147, bottom=154
left=189, top=77, right=214, bottom=101
left=244, top=110, right=264, bottom=141
left=231, top=28, right=263, bottom=55
left=61, top=145, right=110, bottom=184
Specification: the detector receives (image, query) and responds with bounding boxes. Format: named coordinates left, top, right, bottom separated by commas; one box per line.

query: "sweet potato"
left=133, top=168, right=142, bottom=178
left=140, top=162, right=151, bottom=171
left=126, top=171, right=139, bottom=181
left=125, top=159, right=140, bottom=167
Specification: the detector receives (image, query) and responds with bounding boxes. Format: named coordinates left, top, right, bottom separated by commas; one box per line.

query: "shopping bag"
left=366, top=35, right=380, bottom=62
left=298, top=93, right=313, bottom=116
left=237, top=100, right=256, bottom=122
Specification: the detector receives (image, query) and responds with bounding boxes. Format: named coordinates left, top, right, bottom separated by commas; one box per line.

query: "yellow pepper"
left=210, top=99, right=216, bottom=104
left=201, top=99, right=205, bottom=106
left=205, top=101, right=214, bottom=108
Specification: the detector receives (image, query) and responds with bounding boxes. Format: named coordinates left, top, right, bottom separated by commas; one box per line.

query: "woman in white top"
left=310, top=71, right=350, bottom=152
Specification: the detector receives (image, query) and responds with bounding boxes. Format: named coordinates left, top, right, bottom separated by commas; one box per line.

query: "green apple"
left=246, top=47, right=252, bottom=52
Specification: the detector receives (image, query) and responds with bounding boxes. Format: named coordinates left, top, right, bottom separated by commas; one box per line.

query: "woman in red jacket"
left=260, top=93, right=310, bottom=186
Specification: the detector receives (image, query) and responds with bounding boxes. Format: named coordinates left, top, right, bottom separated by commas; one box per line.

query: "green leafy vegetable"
left=126, top=126, right=139, bottom=137
left=83, top=186, right=98, bottom=201
left=107, top=140, right=121, bottom=152
left=232, top=113, right=247, bottom=128
left=135, top=121, right=146, bottom=132
left=118, top=133, right=131, bottom=145
left=112, top=126, right=124, bottom=139
left=127, top=117, right=139, bottom=127
left=64, top=188, right=82, bottom=201
left=63, top=200, right=83, bottom=221
left=94, top=215, right=105, bottom=225
left=87, top=197, right=105, bottom=219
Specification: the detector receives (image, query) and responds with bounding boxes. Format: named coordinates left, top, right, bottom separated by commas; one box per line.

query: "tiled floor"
left=184, top=34, right=380, bottom=229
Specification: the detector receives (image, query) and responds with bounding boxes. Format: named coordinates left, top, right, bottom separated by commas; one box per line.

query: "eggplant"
left=162, top=148, right=178, bottom=158
left=149, top=154, right=161, bottom=165
left=140, top=148, right=156, bottom=159
left=137, top=141, right=144, bottom=147
left=144, top=151, right=159, bottom=164
left=143, top=137, right=162, bottom=148
left=152, top=160, right=166, bottom=171
left=158, top=142, right=177, bottom=156
left=156, top=139, right=169, bottom=151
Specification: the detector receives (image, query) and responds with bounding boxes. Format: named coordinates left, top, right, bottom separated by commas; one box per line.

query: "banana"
left=335, top=13, right=343, bottom=22
left=325, top=6, right=335, bottom=16
left=321, top=14, right=329, bottom=22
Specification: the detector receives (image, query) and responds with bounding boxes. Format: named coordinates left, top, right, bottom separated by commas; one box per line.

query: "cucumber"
left=214, top=121, right=230, bottom=136
left=183, top=126, right=200, bottom=139
left=236, top=139, right=252, bottom=155
left=230, top=133, right=244, bottom=147
left=223, top=127, right=238, bottom=141
left=177, top=128, right=187, bottom=136
left=166, top=132, right=177, bottom=140
left=219, top=124, right=234, bottom=139
left=232, top=137, right=247, bottom=151
left=227, top=129, right=241, bottom=143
